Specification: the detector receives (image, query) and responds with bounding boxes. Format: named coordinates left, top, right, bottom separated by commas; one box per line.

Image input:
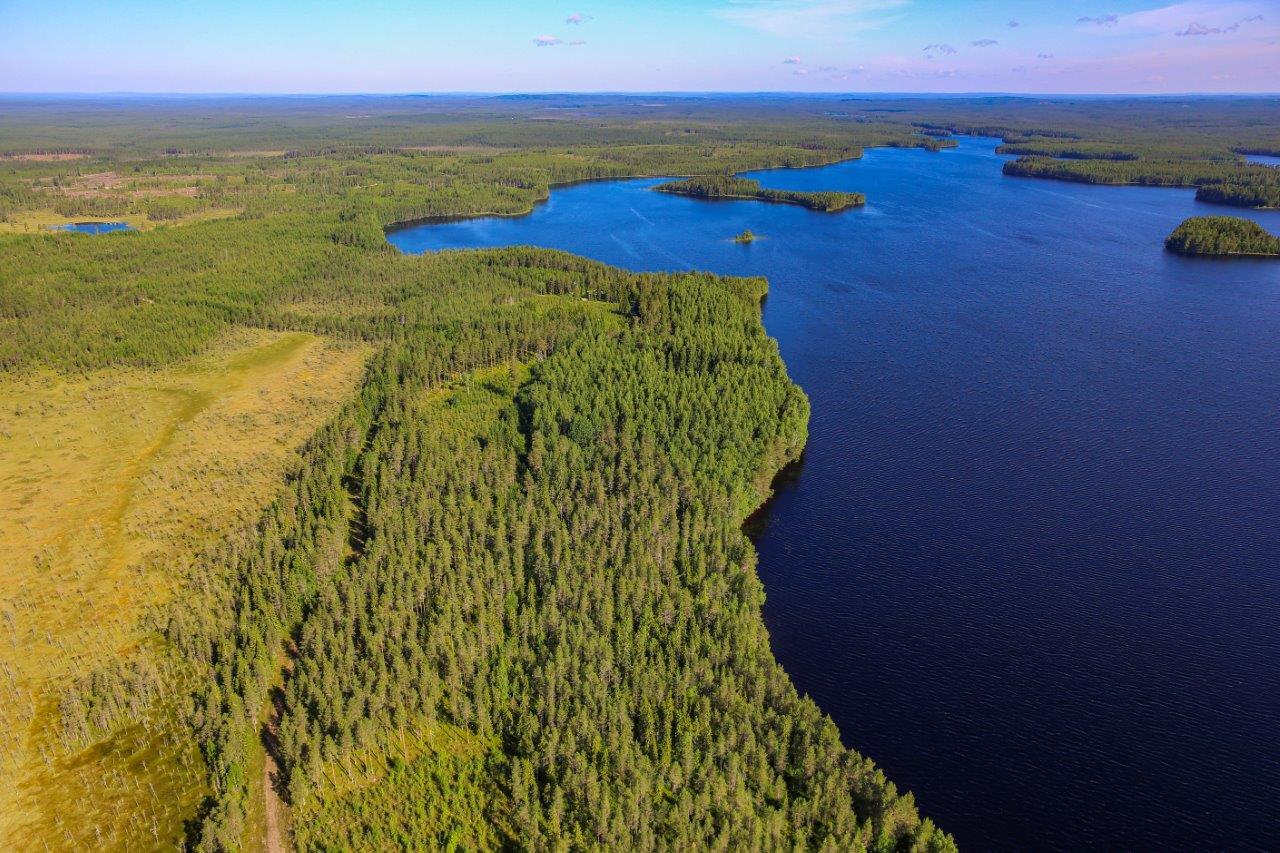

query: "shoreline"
left=652, top=185, right=864, bottom=212
left=383, top=146, right=889, bottom=233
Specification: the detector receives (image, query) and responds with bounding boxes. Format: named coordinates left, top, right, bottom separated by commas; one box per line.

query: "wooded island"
left=1165, top=216, right=1280, bottom=257
left=655, top=175, right=865, bottom=211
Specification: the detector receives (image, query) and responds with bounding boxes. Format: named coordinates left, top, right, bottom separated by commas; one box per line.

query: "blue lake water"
left=1245, top=154, right=1280, bottom=167
left=389, top=136, right=1280, bottom=851
left=52, top=221, right=133, bottom=234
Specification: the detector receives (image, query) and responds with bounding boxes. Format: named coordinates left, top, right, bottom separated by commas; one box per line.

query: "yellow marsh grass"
left=0, top=329, right=370, bottom=849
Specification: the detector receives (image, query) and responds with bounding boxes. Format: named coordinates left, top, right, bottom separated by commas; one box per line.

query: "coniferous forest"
left=3, top=93, right=1278, bottom=851
left=654, top=176, right=865, bottom=211
left=1165, top=216, right=1280, bottom=256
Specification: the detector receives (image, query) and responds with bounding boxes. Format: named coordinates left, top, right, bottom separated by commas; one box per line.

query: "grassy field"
left=0, top=328, right=370, bottom=850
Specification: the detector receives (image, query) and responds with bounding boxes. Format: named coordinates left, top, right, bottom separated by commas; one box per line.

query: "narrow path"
left=258, top=410, right=374, bottom=851
left=261, top=651, right=295, bottom=853
left=262, top=746, right=288, bottom=853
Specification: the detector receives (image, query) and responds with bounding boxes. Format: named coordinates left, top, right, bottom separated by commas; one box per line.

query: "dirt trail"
left=257, top=381, right=373, bottom=852
left=261, top=652, right=295, bottom=853
left=262, top=747, right=289, bottom=853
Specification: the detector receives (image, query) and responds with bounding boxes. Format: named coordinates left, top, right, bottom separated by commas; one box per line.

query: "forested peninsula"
left=0, top=95, right=952, bottom=852
left=654, top=175, right=865, bottom=211
left=1165, top=216, right=1280, bottom=257
left=1002, top=156, right=1280, bottom=208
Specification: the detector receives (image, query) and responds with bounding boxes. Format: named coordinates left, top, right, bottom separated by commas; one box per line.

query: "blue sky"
left=2, top=0, right=1276, bottom=93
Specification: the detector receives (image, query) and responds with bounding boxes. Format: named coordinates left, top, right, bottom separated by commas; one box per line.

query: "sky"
left=1, top=0, right=1277, bottom=94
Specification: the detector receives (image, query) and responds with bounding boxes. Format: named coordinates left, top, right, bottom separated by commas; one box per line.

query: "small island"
left=733, top=229, right=757, bottom=243
left=1165, top=215, right=1280, bottom=257
left=655, top=176, right=864, bottom=212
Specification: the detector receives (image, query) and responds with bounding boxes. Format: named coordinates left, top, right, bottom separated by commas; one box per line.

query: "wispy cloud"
left=533, top=35, right=563, bottom=47
left=1008, top=19, right=1020, bottom=28
left=1077, top=3, right=1269, bottom=38
left=1177, top=13, right=1264, bottom=35
left=829, top=64, right=867, bottom=78
left=568, top=39, right=588, bottom=46
left=1177, top=20, right=1226, bottom=34
left=566, top=12, right=593, bottom=25
left=1037, top=52, right=1054, bottom=59
left=971, top=38, right=998, bottom=47
left=1013, top=27, right=1278, bottom=92
left=783, top=55, right=803, bottom=63
left=717, top=0, right=908, bottom=38
left=923, top=42, right=957, bottom=55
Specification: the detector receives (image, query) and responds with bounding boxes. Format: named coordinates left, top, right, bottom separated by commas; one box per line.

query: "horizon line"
left=3, top=90, right=1280, bottom=99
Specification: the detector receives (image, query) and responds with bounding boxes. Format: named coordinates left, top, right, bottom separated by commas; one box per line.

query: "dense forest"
left=4, top=93, right=1279, bottom=851
left=654, top=175, right=864, bottom=211
left=1002, top=155, right=1280, bottom=208
left=1165, top=216, right=1280, bottom=257
left=168, top=250, right=953, bottom=850
left=1194, top=181, right=1280, bottom=209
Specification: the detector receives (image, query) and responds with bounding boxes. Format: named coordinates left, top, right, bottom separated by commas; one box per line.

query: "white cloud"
left=533, top=35, right=563, bottom=47
left=716, top=0, right=908, bottom=38
left=972, top=38, right=998, bottom=47
left=1077, top=14, right=1119, bottom=26
left=783, top=55, right=803, bottom=63
left=566, top=12, right=593, bottom=25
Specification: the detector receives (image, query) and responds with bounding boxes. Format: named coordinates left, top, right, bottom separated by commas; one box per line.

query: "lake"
left=389, top=136, right=1280, bottom=851
left=52, top=221, right=133, bottom=234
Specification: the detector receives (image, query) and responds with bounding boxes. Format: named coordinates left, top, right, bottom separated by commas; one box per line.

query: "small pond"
left=52, top=221, right=133, bottom=234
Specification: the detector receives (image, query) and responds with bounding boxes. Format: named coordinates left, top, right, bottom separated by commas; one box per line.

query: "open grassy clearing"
left=292, top=718, right=502, bottom=851
left=0, top=328, right=370, bottom=849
